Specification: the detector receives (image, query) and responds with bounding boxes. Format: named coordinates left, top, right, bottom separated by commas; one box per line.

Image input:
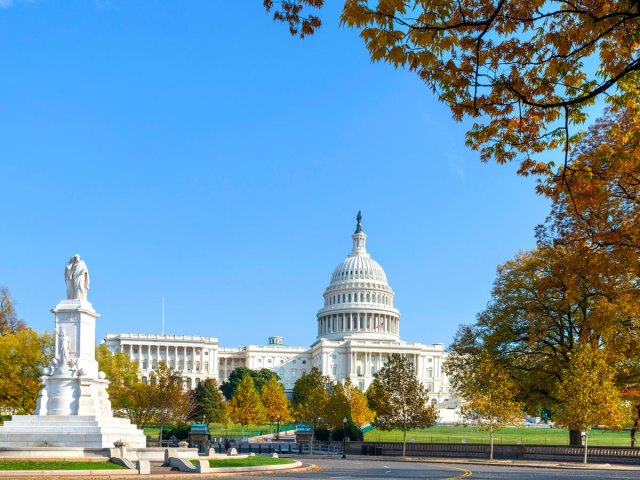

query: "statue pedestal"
left=0, top=298, right=146, bottom=449
left=0, top=416, right=145, bottom=448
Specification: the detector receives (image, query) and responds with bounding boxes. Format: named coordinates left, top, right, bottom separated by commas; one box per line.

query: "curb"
left=0, top=462, right=317, bottom=479
left=307, top=454, right=640, bottom=472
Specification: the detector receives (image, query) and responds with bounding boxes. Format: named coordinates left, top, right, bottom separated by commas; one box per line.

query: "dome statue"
left=317, top=212, right=400, bottom=341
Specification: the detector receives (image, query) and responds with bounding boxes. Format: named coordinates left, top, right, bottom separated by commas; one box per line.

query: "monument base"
left=0, top=415, right=146, bottom=448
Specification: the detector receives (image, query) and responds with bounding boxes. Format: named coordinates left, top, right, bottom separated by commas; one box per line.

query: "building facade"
left=105, top=214, right=458, bottom=420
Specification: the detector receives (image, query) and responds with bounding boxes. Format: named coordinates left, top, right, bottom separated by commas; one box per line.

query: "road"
left=206, top=456, right=640, bottom=479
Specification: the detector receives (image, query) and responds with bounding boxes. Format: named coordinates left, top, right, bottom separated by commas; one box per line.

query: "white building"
left=105, top=214, right=458, bottom=420
left=103, top=333, right=219, bottom=389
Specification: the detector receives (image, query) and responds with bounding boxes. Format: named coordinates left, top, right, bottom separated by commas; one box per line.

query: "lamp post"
left=276, top=415, right=280, bottom=441
left=342, top=417, right=347, bottom=459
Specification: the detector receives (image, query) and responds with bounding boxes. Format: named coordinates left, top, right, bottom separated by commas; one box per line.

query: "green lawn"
left=204, top=457, right=296, bottom=468
left=145, top=422, right=296, bottom=439
left=365, top=425, right=634, bottom=447
left=0, top=461, right=126, bottom=470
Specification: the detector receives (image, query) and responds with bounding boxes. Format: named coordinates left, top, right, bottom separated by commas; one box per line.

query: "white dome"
left=330, top=254, right=388, bottom=284
left=316, top=212, right=400, bottom=341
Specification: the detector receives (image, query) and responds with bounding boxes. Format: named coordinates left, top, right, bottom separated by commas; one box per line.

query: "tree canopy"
left=220, top=367, right=280, bottom=400
left=193, top=378, right=226, bottom=424
left=448, top=239, right=640, bottom=445
left=95, top=344, right=140, bottom=411
left=267, top=1, right=640, bottom=178
left=366, top=354, right=437, bottom=456
left=149, top=362, right=195, bottom=438
left=260, top=377, right=290, bottom=426
left=0, top=328, right=53, bottom=414
left=554, top=345, right=626, bottom=462
left=227, top=374, right=266, bottom=435
left=0, top=287, right=26, bottom=336
left=447, top=353, right=523, bottom=460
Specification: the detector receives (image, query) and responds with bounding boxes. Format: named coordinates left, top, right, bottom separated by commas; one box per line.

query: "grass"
left=203, top=457, right=296, bottom=468
left=0, top=461, right=126, bottom=470
left=365, top=425, right=634, bottom=447
left=144, top=422, right=296, bottom=439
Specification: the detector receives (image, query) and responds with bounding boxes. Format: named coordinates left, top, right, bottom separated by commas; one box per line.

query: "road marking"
left=440, top=466, right=473, bottom=479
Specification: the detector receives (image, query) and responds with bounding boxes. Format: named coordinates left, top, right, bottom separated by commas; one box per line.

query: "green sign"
left=296, top=423, right=312, bottom=433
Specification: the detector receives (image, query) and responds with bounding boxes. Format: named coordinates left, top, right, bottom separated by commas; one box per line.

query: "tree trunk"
left=631, top=406, right=640, bottom=448
left=159, top=424, right=164, bottom=445
left=569, top=429, right=582, bottom=446
left=583, top=430, right=588, bottom=464
left=311, top=429, right=314, bottom=455
left=489, top=424, right=494, bottom=461
left=402, top=430, right=407, bottom=457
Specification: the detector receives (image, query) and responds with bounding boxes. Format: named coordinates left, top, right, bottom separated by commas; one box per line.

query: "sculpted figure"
left=58, top=328, right=71, bottom=366
left=65, top=254, right=90, bottom=300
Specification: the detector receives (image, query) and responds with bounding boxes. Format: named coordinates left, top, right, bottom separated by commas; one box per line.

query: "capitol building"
left=105, top=214, right=458, bottom=420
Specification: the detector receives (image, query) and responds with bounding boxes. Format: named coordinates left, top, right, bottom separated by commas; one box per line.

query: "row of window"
left=333, top=269, right=384, bottom=281
left=141, top=361, right=209, bottom=371
left=325, top=291, right=391, bottom=307
left=319, top=314, right=398, bottom=334
left=255, top=358, right=307, bottom=365
left=130, top=346, right=209, bottom=356
left=140, top=376, right=203, bottom=389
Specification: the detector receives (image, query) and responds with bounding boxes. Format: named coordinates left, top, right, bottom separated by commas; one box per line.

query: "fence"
left=353, top=442, right=640, bottom=464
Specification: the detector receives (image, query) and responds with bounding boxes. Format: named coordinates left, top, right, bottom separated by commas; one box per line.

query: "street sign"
left=296, top=423, right=312, bottom=433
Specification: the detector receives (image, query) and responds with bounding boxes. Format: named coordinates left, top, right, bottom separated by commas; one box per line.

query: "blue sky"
left=1, top=1, right=550, bottom=348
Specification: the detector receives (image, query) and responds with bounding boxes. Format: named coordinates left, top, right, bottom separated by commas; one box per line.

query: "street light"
left=276, top=415, right=280, bottom=441
left=342, top=417, right=347, bottom=459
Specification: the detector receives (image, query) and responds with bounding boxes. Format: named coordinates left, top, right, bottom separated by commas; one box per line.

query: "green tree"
left=0, top=328, right=53, bottom=414
left=554, top=346, right=626, bottom=463
left=292, top=367, right=330, bottom=451
left=95, top=344, right=140, bottom=411
left=0, top=287, right=25, bottom=336
left=228, top=374, right=266, bottom=436
left=193, top=378, right=225, bottom=424
left=366, top=354, right=437, bottom=456
left=449, top=242, right=640, bottom=446
left=260, top=377, right=290, bottom=433
left=447, top=353, right=523, bottom=460
left=220, top=367, right=280, bottom=399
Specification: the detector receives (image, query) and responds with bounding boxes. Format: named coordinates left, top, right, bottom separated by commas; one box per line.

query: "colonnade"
left=317, top=312, right=399, bottom=336
left=120, top=343, right=212, bottom=375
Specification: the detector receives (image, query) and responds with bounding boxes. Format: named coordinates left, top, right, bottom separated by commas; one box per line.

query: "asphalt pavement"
left=204, top=455, right=640, bottom=480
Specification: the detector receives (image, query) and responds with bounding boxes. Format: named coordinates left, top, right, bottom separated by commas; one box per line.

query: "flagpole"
left=162, top=297, right=165, bottom=335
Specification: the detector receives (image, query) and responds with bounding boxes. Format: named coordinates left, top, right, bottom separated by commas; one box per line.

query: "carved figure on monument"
left=57, top=328, right=71, bottom=367
left=65, top=254, right=90, bottom=300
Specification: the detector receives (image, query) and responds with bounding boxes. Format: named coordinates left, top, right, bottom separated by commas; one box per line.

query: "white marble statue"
left=65, top=254, right=90, bottom=300
left=57, top=328, right=71, bottom=367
